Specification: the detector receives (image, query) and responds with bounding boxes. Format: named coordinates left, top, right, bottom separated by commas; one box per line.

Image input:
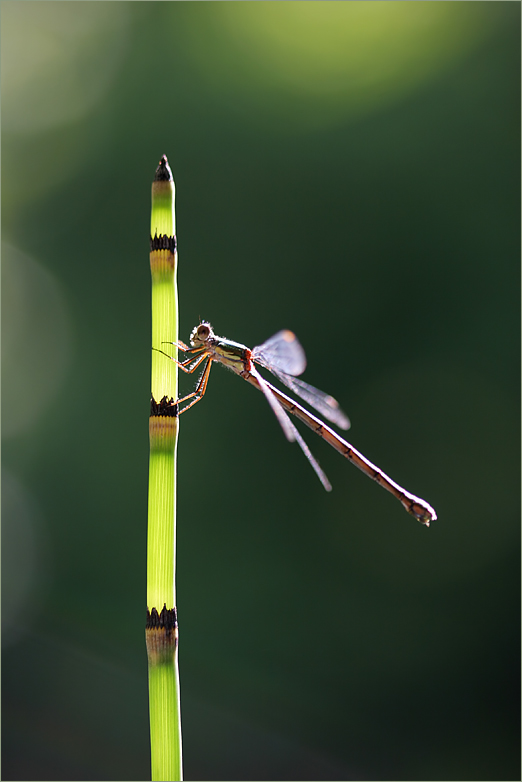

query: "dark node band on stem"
left=150, top=395, right=179, bottom=417
left=147, top=604, right=178, bottom=631
left=150, top=233, right=177, bottom=252
left=146, top=605, right=179, bottom=661
left=154, top=154, right=173, bottom=182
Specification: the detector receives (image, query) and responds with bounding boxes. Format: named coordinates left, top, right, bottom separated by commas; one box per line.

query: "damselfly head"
left=190, top=321, right=214, bottom=347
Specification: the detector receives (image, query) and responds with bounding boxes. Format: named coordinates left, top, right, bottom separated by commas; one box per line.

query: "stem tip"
left=154, top=154, right=173, bottom=183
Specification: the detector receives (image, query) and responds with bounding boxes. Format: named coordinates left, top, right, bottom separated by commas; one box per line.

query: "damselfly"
left=155, top=322, right=436, bottom=526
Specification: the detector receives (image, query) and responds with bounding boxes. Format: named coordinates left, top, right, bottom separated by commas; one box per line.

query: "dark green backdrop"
left=2, top=3, right=520, bottom=780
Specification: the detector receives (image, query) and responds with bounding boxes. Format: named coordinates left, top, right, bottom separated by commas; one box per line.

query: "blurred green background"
left=2, top=2, right=520, bottom=780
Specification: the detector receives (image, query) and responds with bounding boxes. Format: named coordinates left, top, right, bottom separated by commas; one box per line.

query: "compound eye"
left=197, top=324, right=210, bottom=340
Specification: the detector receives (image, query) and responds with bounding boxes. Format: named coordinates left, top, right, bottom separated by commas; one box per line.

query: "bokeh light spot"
left=181, top=2, right=494, bottom=131
left=2, top=242, right=73, bottom=438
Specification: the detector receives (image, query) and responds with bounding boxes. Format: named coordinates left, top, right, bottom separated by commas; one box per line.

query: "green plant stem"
left=146, top=154, right=182, bottom=781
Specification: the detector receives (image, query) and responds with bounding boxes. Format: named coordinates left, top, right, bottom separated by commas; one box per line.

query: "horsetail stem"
left=146, top=155, right=182, bottom=781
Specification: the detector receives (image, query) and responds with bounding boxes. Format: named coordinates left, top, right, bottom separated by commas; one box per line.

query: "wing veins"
left=250, top=366, right=332, bottom=491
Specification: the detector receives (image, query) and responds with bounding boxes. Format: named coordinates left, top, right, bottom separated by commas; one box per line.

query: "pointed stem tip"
left=154, top=154, right=173, bottom=183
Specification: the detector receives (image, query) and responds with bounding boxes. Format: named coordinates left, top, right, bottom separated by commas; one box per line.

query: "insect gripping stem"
left=158, top=321, right=437, bottom=526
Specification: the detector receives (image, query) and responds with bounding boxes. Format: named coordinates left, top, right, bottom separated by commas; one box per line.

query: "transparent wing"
left=250, top=366, right=332, bottom=491
left=268, top=367, right=351, bottom=431
left=252, top=330, right=306, bottom=377
left=250, top=366, right=295, bottom=443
